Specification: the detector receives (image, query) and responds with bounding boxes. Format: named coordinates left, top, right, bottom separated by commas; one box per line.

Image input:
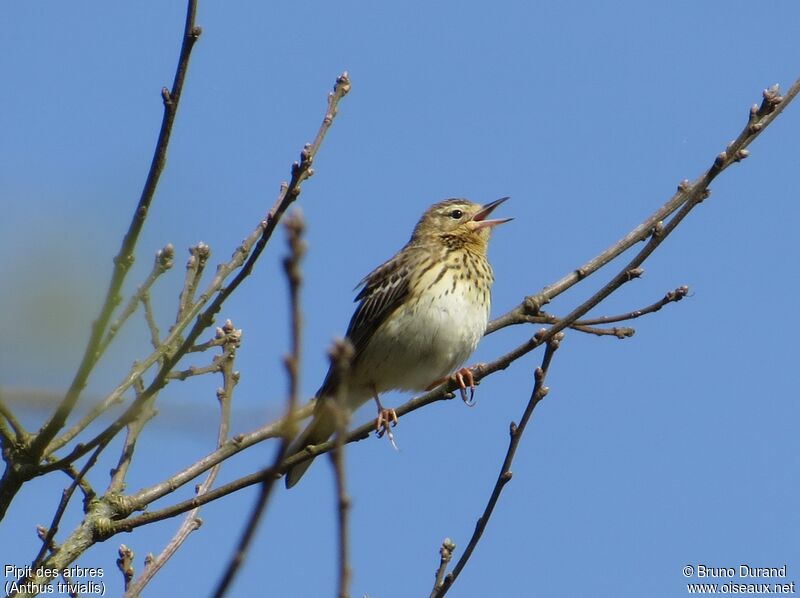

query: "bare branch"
left=506, top=284, right=690, bottom=339
left=165, top=355, right=227, bottom=381
left=0, top=394, right=26, bottom=443
left=328, top=340, right=355, bottom=598
left=100, top=244, right=175, bottom=354
left=429, top=538, right=456, bottom=598
left=176, top=242, right=211, bottom=322
left=29, top=444, right=106, bottom=575
left=432, top=333, right=564, bottom=598
left=123, top=320, right=239, bottom=596
left=15, top=78, right=798, bottom=592
left=212, top=211, right=307, bottom=598
left=40, top=71, right=351, bottom=477
left=119, top=401, right=314, bottom=515
left=116, top=544, right=135, bottom=593
left=24, top=0, right=202, bottom=466
left=576, top=285, right=689, bottom=325
left=107, top=395, right=156, bottom=495
left=486, top=79, right=800, bottom=338
left=141, top=291, right=163, bottom=350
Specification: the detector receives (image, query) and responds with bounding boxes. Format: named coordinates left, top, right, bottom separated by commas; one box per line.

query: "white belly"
left=353, top=277, right=490, bottom=394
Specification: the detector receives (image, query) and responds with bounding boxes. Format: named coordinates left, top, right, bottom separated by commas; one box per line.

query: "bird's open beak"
left=472, top=197, right=512, bottom=230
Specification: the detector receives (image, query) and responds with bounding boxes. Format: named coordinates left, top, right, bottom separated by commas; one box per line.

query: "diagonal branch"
left=28, top=444, right=106, bottom=576
left=486, top=80, right=800, bottom=337
left=99, top=244, right=175, bottom=355
left=0, top=395, right=26, bottom=443
left=212, top=212, right=307, bottom=598
left=27, top=2, right=202, bottom=462
left=39, top=72, right=351, bottom=476
left=25, top=79, right=799, bottom=574
left=122, top=321, right=240, bottom=597
left=431, top=333, right=563, bottom=597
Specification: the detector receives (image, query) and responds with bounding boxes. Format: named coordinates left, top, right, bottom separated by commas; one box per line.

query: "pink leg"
left=426, top=367, right=479, bottom=406
left=373, top=389, right=399, bottom=450
left=454, top=367, right=477, bottom=406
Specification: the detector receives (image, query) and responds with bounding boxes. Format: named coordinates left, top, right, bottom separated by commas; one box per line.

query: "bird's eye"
left=449, top=209, right=463, bottom=219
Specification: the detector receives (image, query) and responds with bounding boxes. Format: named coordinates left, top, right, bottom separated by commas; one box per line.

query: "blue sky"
left=1, top=2, right=798, bottom=597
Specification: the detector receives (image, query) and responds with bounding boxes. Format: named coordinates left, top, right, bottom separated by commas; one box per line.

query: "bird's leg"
left=372, top=387, right=398, bottom=450
left=453, top=367, right=476, bottom=406
left=426, top=367, right=478, bottom=406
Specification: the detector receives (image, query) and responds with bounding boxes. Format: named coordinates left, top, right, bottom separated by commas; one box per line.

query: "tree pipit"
left=285, top=197, right=511, bottom=487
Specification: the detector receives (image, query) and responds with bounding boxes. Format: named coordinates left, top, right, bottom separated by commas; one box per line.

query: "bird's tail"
left=284, top=410, right=337, bottom=489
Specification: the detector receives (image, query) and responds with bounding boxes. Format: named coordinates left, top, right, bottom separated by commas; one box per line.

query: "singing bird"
left=284, top=197, right=511, bottom=487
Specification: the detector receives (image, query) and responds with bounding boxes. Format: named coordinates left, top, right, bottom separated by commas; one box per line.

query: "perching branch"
left=105, top=78, right=800, bottom=535
left=6, top=62, right=797, bottom=598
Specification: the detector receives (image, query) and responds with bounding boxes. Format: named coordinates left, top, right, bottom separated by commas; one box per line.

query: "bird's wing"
left=348, top=252, right=415, bottom=351
left=317, top=246, right=426, bottom=397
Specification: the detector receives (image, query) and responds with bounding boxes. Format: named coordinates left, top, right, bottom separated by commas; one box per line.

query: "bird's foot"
left=375, top=407, right=399, bottom=450
left=426, top=367, right=479, bottom=406
left=454, top=367, right=477, bottom=406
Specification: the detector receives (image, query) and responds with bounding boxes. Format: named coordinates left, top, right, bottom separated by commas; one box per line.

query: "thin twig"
left=0, top=414, right=16, bottom=449
left=486, top=81, right=800, bottom=337
left=41, top=71, right=350, bottom=474
left=107, top=396, right=156, bottom=495
left=165, top=353, right=227, bottom=380
left=501, top=284, right=689, bottom=336
left=28, top=444, right=106, bottom=574
left=432, top=333, right=564, bottom=598
left=100, top=244, right=175, bottom=354
left=123, top=321, right=239, bottom=597
left=142, top=291, right=162, bottom=350
left=117, top=401, right=314, bottom=516
left=50, top=324, right=226, bottom=453
left=59, top=567, right=79, bottom=598
left=27, top=79, right=800, bottom=569
left=576, top=285, right=689, bottom=325
left=24, top=1, right=202, bottom=465
left=185, top=334, right=228, bottom=353
left=0, top=394, right=27, bottom=441
left=328, top=340, right=354, bottom=598
left=429, top=538, right=456, bottom=598
left=94, top=252, right=733, bottom=529
left=212, top=212, right=307, bottom=598
left=116, top=544, right=135, bottom=593
left=58, top=463, right=97, bottom=506
left=176, top=242, right=211, bottom=322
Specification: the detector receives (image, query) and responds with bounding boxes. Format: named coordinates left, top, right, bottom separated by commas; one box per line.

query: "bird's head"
left=410, top=197, right=512, bottom=250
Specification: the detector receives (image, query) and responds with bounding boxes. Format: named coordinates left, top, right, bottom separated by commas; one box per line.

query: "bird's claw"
left=454, top=367, right=477, bottom=406
left=376, top=408, right=399, bottom=450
